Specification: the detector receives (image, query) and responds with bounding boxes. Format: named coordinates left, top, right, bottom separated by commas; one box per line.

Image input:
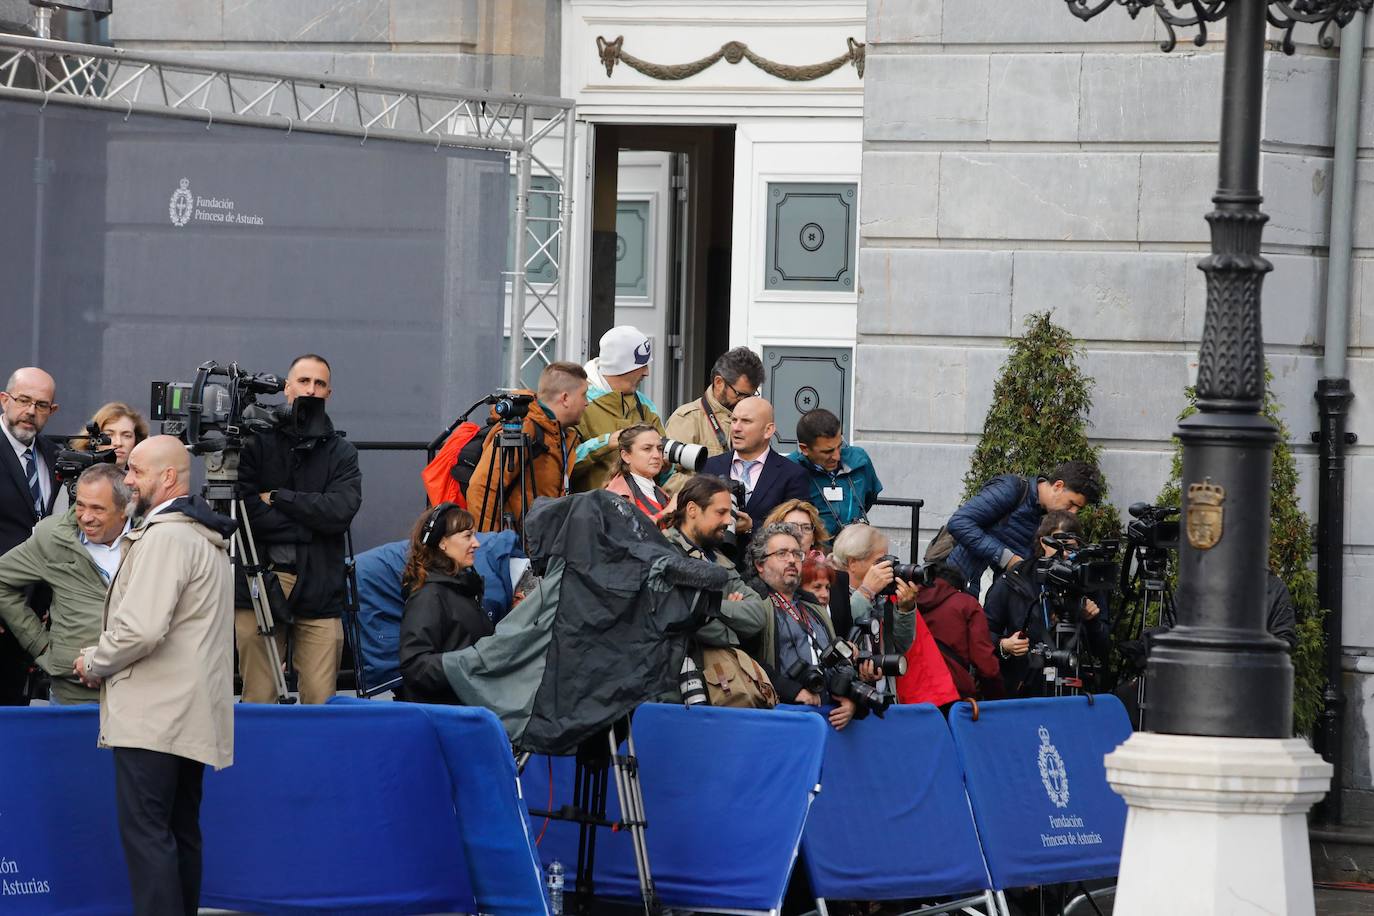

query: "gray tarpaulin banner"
left=0, top=98, right=509, bottom=549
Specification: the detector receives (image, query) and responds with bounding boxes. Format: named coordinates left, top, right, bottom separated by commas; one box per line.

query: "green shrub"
left=963, top=311, right=1122, bottom=543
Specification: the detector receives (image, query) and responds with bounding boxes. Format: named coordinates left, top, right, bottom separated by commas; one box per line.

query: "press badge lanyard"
left=701, top=397, right=730, bottom=451
left=810, top=462, right=856, bottom=523
left=771, top=591, right=813, bottom=635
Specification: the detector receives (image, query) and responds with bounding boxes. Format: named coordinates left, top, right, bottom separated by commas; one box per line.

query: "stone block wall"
left=108, top=0, right=560, bottom=97
left=859, top=0, right=1372, bottom=793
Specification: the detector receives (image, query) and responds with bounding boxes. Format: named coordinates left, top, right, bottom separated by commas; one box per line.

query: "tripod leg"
left=231, top=499, right=293, bottom=704
left=612, top=728, right=659, bottom=915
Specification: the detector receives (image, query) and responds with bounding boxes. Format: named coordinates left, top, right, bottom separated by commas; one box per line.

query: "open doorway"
left=587, top=124, right=734, bottom=414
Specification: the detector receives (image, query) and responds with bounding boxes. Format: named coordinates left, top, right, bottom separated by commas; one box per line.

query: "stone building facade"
left=857, top=0, right=1373, bottom=808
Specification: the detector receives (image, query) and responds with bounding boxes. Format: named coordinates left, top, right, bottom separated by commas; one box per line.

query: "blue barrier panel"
left=523, top=704, right=827, bottom=913
left=0, top=706, right=130, bottom=915
left=410, top=704, right=549, bottom=915
left=801, top=704, right=993, bottom=902
left=947, top=696, right=1131, bottom=889
left=200, top=704, right=475, bottom=915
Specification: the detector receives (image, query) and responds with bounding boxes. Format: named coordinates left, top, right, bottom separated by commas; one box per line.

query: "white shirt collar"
left=78, top=516, right=132, bottom=548
left=733, top=448, right=771, bottom=465
left=629, top=472, right=659, bottom=500
left=146, top=497, right=181, bottom=519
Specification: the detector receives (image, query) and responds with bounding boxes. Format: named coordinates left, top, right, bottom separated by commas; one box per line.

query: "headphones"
left=421, top=502, right=460, bottom=548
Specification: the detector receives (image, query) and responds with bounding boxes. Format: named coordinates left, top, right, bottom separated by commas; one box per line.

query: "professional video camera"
left=850, top=616, right=908, bottom=677
left=151, top=360, right=284, bottom=456
left=52, top=422, right=117, bottom=498
left=1019, top=536, right=1119, bottom=696
left=875, top=554, right=935, bottom=598
left=787, top=638, right=893, bottom=717
left=491, top=389, right=534, bottom=422
left=1126, top=502, right=1180, bottom=551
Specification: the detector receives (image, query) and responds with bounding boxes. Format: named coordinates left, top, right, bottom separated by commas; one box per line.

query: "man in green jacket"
left=0, top=463, right=132, bottom=704
left=573, top=325, right=666, bottom=492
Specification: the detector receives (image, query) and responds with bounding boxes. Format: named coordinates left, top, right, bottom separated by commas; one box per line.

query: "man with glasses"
left=0, top=367, right=62, bottom=705
left=746, top=522, right=858, bottom=730
left=664, top=347, right=766, bottom=479
left=785, top=408, right=883, bottom=540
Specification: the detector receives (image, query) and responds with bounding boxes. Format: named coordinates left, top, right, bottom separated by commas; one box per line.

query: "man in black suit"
left=702, top=396, right=809, bottom=532
left=0, top=366, right=62, bottom=705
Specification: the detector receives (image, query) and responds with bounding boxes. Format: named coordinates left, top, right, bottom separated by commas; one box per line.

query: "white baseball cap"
left=597, top=326, right=653, bottom=376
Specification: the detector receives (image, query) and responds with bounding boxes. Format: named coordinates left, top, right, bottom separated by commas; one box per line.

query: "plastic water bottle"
left=546, top=859, right=565, bottom=915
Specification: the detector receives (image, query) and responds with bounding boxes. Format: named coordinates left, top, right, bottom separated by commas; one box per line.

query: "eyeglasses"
left=789, top=522, right=815, bottom=533
left=4, top=393, right=55, bottom=414
left=723, top=379, right=757, bottom=401
left=763, top=548, right=806, bottom=562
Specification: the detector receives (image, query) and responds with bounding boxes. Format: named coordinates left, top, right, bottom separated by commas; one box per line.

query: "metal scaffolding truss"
left=0, top=34, right=577, bottom=385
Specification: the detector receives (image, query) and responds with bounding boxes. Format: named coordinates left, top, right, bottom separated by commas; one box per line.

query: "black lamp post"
left=1059, top=0, right=1372, bottom=739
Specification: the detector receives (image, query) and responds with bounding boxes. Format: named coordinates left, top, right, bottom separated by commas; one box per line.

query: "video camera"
left=1126, top=502, right=1180, bottom=551
left=491, top=389, right=534, bottom=423
left=52, top=422, right=117, bottom=498
left=1031, top=537, right=1119, bottom=601
left=787, top=638, right=893, bottom=718
left=151, top=360, right=284, bottom=455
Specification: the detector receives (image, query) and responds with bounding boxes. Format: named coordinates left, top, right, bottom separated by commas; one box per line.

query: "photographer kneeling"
left=397, top=504, right=491, bottom=704
left=983, top=511, right=1111, bottom=697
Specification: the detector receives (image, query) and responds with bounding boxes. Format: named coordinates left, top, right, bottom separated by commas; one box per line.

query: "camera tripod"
left=202, top=447, right=294, bottom=705
left=1112, top=539, right=1176, bottom=727
left=521, top=721, right=659, bottom=915
left=475, top=417, right=538, bottom=540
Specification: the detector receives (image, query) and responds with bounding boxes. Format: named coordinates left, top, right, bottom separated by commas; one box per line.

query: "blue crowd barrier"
left=800, top=704, right=998, bottom=913
left=523, top=703, right=828, bottom=914
left=0, top=706, right=129, bottom=915
left=948, top=695, right=1132, bottom=891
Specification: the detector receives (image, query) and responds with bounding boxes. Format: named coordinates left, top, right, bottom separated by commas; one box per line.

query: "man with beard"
left=662, top=474, right=769, bottom=651
left=0, top=366, right=62, bottom=704
left=748, top=522, right=857, bottom=730
left=75, top=435, right=236, bottom=915
left=234, top=354, right=361, bottom=704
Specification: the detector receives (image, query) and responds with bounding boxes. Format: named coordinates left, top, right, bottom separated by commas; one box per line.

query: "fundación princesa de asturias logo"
left=1037, top=725, right=1070, bottom=808
left=169, top=177, right=194, bottom=227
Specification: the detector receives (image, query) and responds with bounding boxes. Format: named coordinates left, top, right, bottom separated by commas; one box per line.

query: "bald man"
left=76, top=436, right=237, bottom=916
left=701, top=396, right=810, bottom=531
left=0, top=366, right=61, bottom=704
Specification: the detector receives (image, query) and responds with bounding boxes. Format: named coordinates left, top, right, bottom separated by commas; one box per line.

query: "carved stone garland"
left=596, top=36, right=865, bottom=81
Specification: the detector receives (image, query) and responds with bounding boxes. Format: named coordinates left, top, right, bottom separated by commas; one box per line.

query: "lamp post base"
left=1105, top=732, right=1331, bottom=915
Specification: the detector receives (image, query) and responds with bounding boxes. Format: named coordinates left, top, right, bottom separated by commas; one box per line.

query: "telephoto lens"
left=662, top=438, right=707, bottom=472
left=679, top=656, right=709, bottom=706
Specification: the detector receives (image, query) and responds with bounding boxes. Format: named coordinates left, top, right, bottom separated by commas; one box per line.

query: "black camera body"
left=720, top=479, right=748, bottom=550
left=52, top=422, right=117, bottom=497
left=152, top=361, right=284, bottom=455
left=1031, top=540, right=1119, bottom=598
left=1126, top=502, right=1180, bottom=551
left=875, top=554, right=933, bottom=597
left=492, top=389, right=534, bottom=423
left=850, top=617, right=908, bottom=677
left=785, top=638, right=893, bottom=717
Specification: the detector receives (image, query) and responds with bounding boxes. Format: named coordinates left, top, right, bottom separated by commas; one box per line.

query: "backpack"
left=924, top=475, right=1031, bottom=564
left=421, top=421, right=487, bottom=508
left=698, top=646, right=777, bottom=709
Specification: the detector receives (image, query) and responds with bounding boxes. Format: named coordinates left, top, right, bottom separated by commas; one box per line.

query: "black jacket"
left=233, top=413, right=362, bottom=619
left=0, top=432, right=60, bottom=555
left=700, top=449, right=811, bottom=528
left=983, top=562, right=1110, bottom=696
left=1265, top=572, right=1299, bottom=651
left=398, top=568, right=492, bottom=704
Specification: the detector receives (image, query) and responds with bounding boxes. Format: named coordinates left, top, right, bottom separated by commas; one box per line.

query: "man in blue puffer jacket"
left=945, top=460, right=1103, bottom=595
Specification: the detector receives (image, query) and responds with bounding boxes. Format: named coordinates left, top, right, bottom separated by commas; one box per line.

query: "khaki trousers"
left=234, top=572, right=343, bottom=705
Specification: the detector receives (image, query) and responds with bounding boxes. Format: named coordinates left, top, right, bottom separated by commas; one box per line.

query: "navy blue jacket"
left=946, top=474, right=1041, bottom=590
left=701, top=448, right=810, bottom=528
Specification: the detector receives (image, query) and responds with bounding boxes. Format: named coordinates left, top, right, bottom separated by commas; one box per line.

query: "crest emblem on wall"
left=1186, top=478, right=1226, bottom=550
left=169, top=177, right=194, bottom=227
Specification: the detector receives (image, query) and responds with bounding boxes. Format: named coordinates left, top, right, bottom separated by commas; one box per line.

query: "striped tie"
left=23, top=448, right=43, bottom=517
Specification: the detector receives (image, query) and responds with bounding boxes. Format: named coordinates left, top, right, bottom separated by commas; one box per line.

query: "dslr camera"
left=875, top=554, right=933, bottom=598
left=720, top=478, right=749, bottom=550
left=850, top=617, right=907, bottom=677
left=152, top=360, right=284, bottom=455
left=52, top=422, right=117, bottom=498
left=786, top=638, right=894, bottom=718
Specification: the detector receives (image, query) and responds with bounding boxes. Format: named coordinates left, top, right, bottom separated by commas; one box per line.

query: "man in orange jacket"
left=467, top=362, right=588, bottom=532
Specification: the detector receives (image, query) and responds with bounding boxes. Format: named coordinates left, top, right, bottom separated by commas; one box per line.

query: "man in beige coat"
left=75, top=436, right=235, bottom=916
left=663, top=347, right=765, bottom=493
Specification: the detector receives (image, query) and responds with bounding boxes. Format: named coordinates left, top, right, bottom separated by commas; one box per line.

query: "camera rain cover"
left=442, top=490, right=728, bottom=754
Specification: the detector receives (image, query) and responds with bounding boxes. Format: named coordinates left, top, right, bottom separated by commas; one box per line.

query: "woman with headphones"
left=397, top=503, right=493, bottom=704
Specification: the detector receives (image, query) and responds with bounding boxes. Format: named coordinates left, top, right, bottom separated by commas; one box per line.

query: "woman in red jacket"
left=903, top=563, right=1005, bottom=701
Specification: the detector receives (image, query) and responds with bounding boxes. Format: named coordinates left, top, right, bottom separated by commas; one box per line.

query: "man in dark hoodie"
left=75, top=435, right=237, bottom=916
left=233, top=354, right=362, bottom=704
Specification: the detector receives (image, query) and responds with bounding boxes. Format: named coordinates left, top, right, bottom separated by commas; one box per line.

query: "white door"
left=613, top=150, right=674, bottom=413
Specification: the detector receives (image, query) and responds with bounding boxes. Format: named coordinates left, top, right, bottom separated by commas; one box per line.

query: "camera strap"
left=770, top=591, right=814, bottom=636
left=701, top=397, right=730, bottom=452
